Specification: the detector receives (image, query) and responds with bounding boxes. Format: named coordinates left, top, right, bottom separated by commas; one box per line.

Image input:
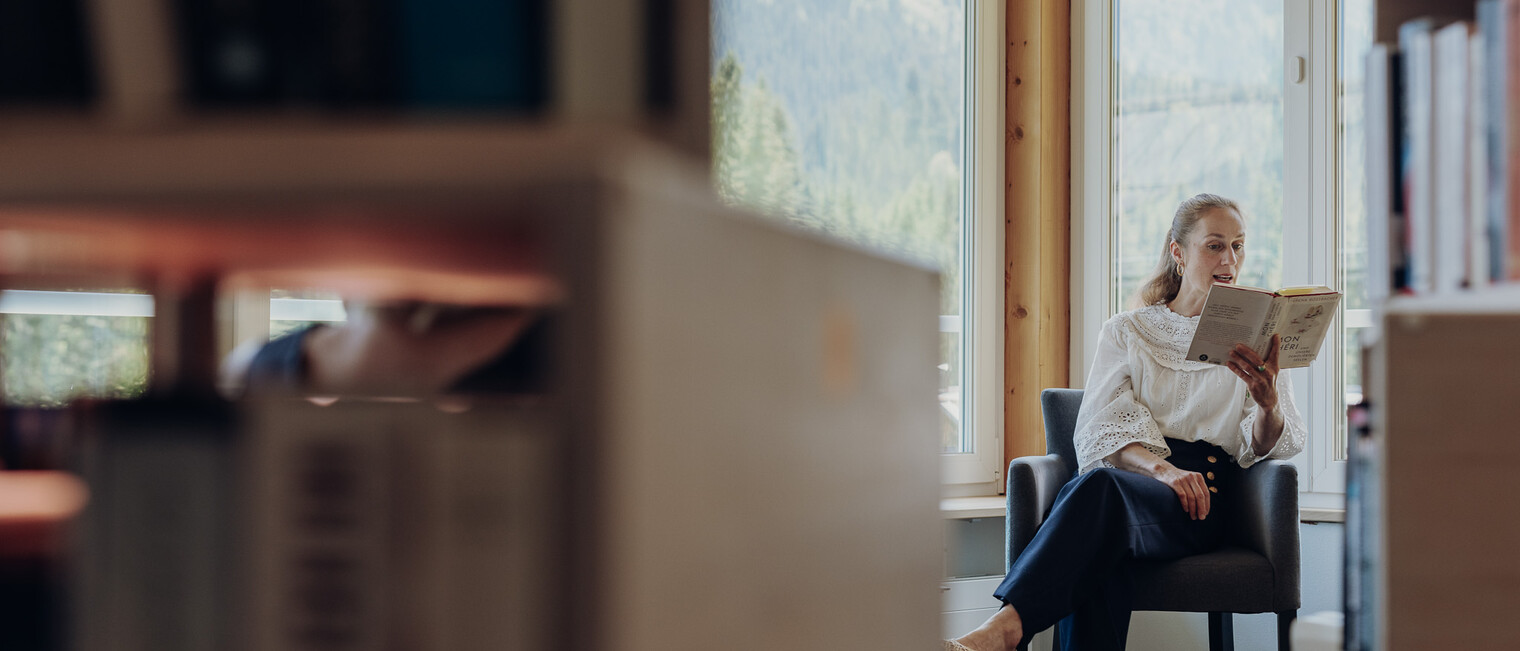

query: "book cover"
left=1185, top=283, right=1342, bottom=370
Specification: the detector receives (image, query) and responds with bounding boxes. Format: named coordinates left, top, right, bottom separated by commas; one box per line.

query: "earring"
left=1175, top=263, right=1184, bottom=277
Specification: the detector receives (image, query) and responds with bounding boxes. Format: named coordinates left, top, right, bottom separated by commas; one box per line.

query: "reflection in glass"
left=711, top=0, right=969, bottom=452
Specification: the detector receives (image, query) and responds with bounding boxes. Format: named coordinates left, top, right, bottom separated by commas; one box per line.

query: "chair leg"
left=1277, top=610, right=1297, bottom=651
left=1207, top=612, right=1235, bottom=651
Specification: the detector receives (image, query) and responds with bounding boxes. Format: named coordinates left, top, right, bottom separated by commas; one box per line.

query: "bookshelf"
left=0, top=3, right=945, bottom=651
left=6, top=0, right=709, bottom=157
left=1354, top=1, right=1520, bottom=649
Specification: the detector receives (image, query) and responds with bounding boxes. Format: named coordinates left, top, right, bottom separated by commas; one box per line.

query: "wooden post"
left=1005, top=0, right=1071, bottom=464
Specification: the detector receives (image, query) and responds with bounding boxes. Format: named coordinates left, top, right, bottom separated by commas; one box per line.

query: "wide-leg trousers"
left=992, top=438, right=1238, bottom=651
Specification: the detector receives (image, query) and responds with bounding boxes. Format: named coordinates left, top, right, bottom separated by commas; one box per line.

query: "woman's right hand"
left=1155, top=463, right=1210, bottom=520
left=1106, top=442, right=1212, bottom=520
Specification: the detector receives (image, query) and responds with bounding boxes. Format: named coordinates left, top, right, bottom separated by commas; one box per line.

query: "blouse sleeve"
left=1073, top=316, right=1170, bottom=475
left=1232, top=368, right=1307, bottom=467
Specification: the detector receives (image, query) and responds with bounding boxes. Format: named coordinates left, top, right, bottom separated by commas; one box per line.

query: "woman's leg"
left=989, top=467, right=1223, bottom=650
left=951, top=603, right=1023, bottom=651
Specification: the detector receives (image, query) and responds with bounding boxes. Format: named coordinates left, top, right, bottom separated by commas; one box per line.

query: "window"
left=1077, top=0, right=1371, bottom=499
left=711, top=0, right=1003, bottom=489
left=0, top=290, right=151, bottom=407
left=1112, top=0, right=1285, bottom=303
left=270, top=290, right=347, bottom=338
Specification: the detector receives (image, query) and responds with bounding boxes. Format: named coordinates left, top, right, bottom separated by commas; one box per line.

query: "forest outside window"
left=711, top=0, right=1002, bottom=489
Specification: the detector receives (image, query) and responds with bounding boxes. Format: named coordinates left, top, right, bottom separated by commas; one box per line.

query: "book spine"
left=1469, top=31, right=1491, bottom=290
left=1480, top=0, right=1510, bottom=283
left=1432, top=22, right=1473, bottom=294
left=1506, top=0, right=1520, bottom=281
left=1401, top=19, right=1438, bottom=295
left=1390, top=51, right=1410, bottom=293
left=176, top=0, right=281, bottom=105
left=0, top=0, right=97, bottom=105
left=1257, top=297, right=1285, bottom=356
left=1366, top=44, right=1400, bottom=309
left=397, top=0, right=549, bottom=110
left=246, top=403, right=392, bottom=651
left=74, top=400, right=239, bottom=651
left=413, top=405, right=556, bottom=650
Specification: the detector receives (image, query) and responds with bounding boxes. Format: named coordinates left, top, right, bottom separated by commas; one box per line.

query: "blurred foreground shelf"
left=0, top=131, right=945, bottom=651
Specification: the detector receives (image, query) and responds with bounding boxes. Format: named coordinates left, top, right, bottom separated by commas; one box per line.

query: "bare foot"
left=952, top=603, right=1023, bottom=651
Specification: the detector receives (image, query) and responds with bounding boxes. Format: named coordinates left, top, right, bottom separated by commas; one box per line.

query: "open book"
left=1185, top=283, right=1343, bottom=369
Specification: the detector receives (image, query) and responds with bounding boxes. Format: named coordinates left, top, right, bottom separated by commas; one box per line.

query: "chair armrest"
left=1231, top=459, right=1301, bottom=611
left=1005, top=454, right=1070, bottom=569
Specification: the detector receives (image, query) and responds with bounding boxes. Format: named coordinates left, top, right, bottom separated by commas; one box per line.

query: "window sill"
left=940, top=495, right=1004, bottom=520
left=1300, top=507, right=1344, bottom=523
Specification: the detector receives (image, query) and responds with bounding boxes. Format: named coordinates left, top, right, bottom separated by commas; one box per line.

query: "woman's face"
left=1172, top=207, right=1246, bottom=293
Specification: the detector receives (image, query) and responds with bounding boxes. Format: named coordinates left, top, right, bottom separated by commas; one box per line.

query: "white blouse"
left=1073, top=303, right=1307, bottom=475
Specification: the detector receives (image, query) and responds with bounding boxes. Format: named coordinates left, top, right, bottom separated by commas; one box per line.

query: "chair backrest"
left=1039, top=388, right=1083, bottom=480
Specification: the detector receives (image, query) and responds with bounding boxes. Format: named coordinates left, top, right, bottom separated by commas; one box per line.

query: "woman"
left=948, top=193, right=1306, bottom=651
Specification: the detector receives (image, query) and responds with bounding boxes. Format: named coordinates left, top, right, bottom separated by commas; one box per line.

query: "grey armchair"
left=1005, top=388, right=1300, bottom=651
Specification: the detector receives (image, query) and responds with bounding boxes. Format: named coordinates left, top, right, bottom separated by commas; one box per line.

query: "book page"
left=1186, top=285, right=1274, bottom=366
left=1269, top=293, right=1344, bottom=369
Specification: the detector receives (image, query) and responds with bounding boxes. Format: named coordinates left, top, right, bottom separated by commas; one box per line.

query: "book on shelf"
left=1479, top=0, right=1513, bottom=283
left=1365, top=7, right=1520, bottom=301
left=1366, top=42, right=1405, bottom=306
left=1398, top=17, right=1449, bottom=295
left=0, top=0, right=96, bottom=105
left=1184, top=283, right=1342, bottom=370
left=174, top=0, right=550, bottom=110
left=1432, top=20, right=1478, bottom=293
left=77, top=397, right=559, bottom=651
left=1492, top=0, right=1520, bottom=282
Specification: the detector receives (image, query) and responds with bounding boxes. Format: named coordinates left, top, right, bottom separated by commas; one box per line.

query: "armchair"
left=1005, top=388, right=1300, bottom=651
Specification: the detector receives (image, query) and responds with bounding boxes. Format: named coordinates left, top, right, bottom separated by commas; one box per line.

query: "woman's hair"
left=1132, top=193, right=1243, bottom=308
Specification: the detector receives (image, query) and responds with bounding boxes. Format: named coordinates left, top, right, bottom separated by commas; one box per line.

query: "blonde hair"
left=1133, top=193, right=1243, bottom=308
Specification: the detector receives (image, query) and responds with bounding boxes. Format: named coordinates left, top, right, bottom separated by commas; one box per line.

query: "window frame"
left=1073, top=0, right=1350, bottom=505
left=941, top=0, right=1007, bottom=494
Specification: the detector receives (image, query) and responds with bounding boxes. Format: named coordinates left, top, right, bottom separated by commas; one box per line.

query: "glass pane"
left=1, top=291, right=151, bottom=407
left=1114, top=0, right=1284, bottom=306
left=270, top=289, right=347, bottom=339
left=711, top=1, right=969, bottom=453
left=1339, top=0, right=1374, bottom=459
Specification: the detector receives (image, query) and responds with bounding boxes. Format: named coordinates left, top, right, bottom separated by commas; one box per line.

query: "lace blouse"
left=1073, top=303, right=1307, bottom=475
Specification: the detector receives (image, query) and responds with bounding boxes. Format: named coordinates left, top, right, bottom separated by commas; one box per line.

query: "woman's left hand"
left=1228, top=334, right=1279, bottom=412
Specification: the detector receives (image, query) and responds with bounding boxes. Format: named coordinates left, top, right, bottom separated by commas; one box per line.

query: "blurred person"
left=220, top=300, right=550, bottom=398
left=946, top=194, right=1306, bottom=651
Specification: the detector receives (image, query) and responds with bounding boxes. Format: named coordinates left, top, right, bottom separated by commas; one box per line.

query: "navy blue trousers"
left=993, top=439, right=1237, bottom=651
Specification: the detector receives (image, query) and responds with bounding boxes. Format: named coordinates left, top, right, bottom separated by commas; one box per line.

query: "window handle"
left=1293, top=56, right=1306, bottom=84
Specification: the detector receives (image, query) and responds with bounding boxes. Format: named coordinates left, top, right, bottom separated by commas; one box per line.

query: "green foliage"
left=711, top=0, right=967, bottom=451
left=709, top=50, right=962, bottom=311
left=3, top=314, right=149, bottom=407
